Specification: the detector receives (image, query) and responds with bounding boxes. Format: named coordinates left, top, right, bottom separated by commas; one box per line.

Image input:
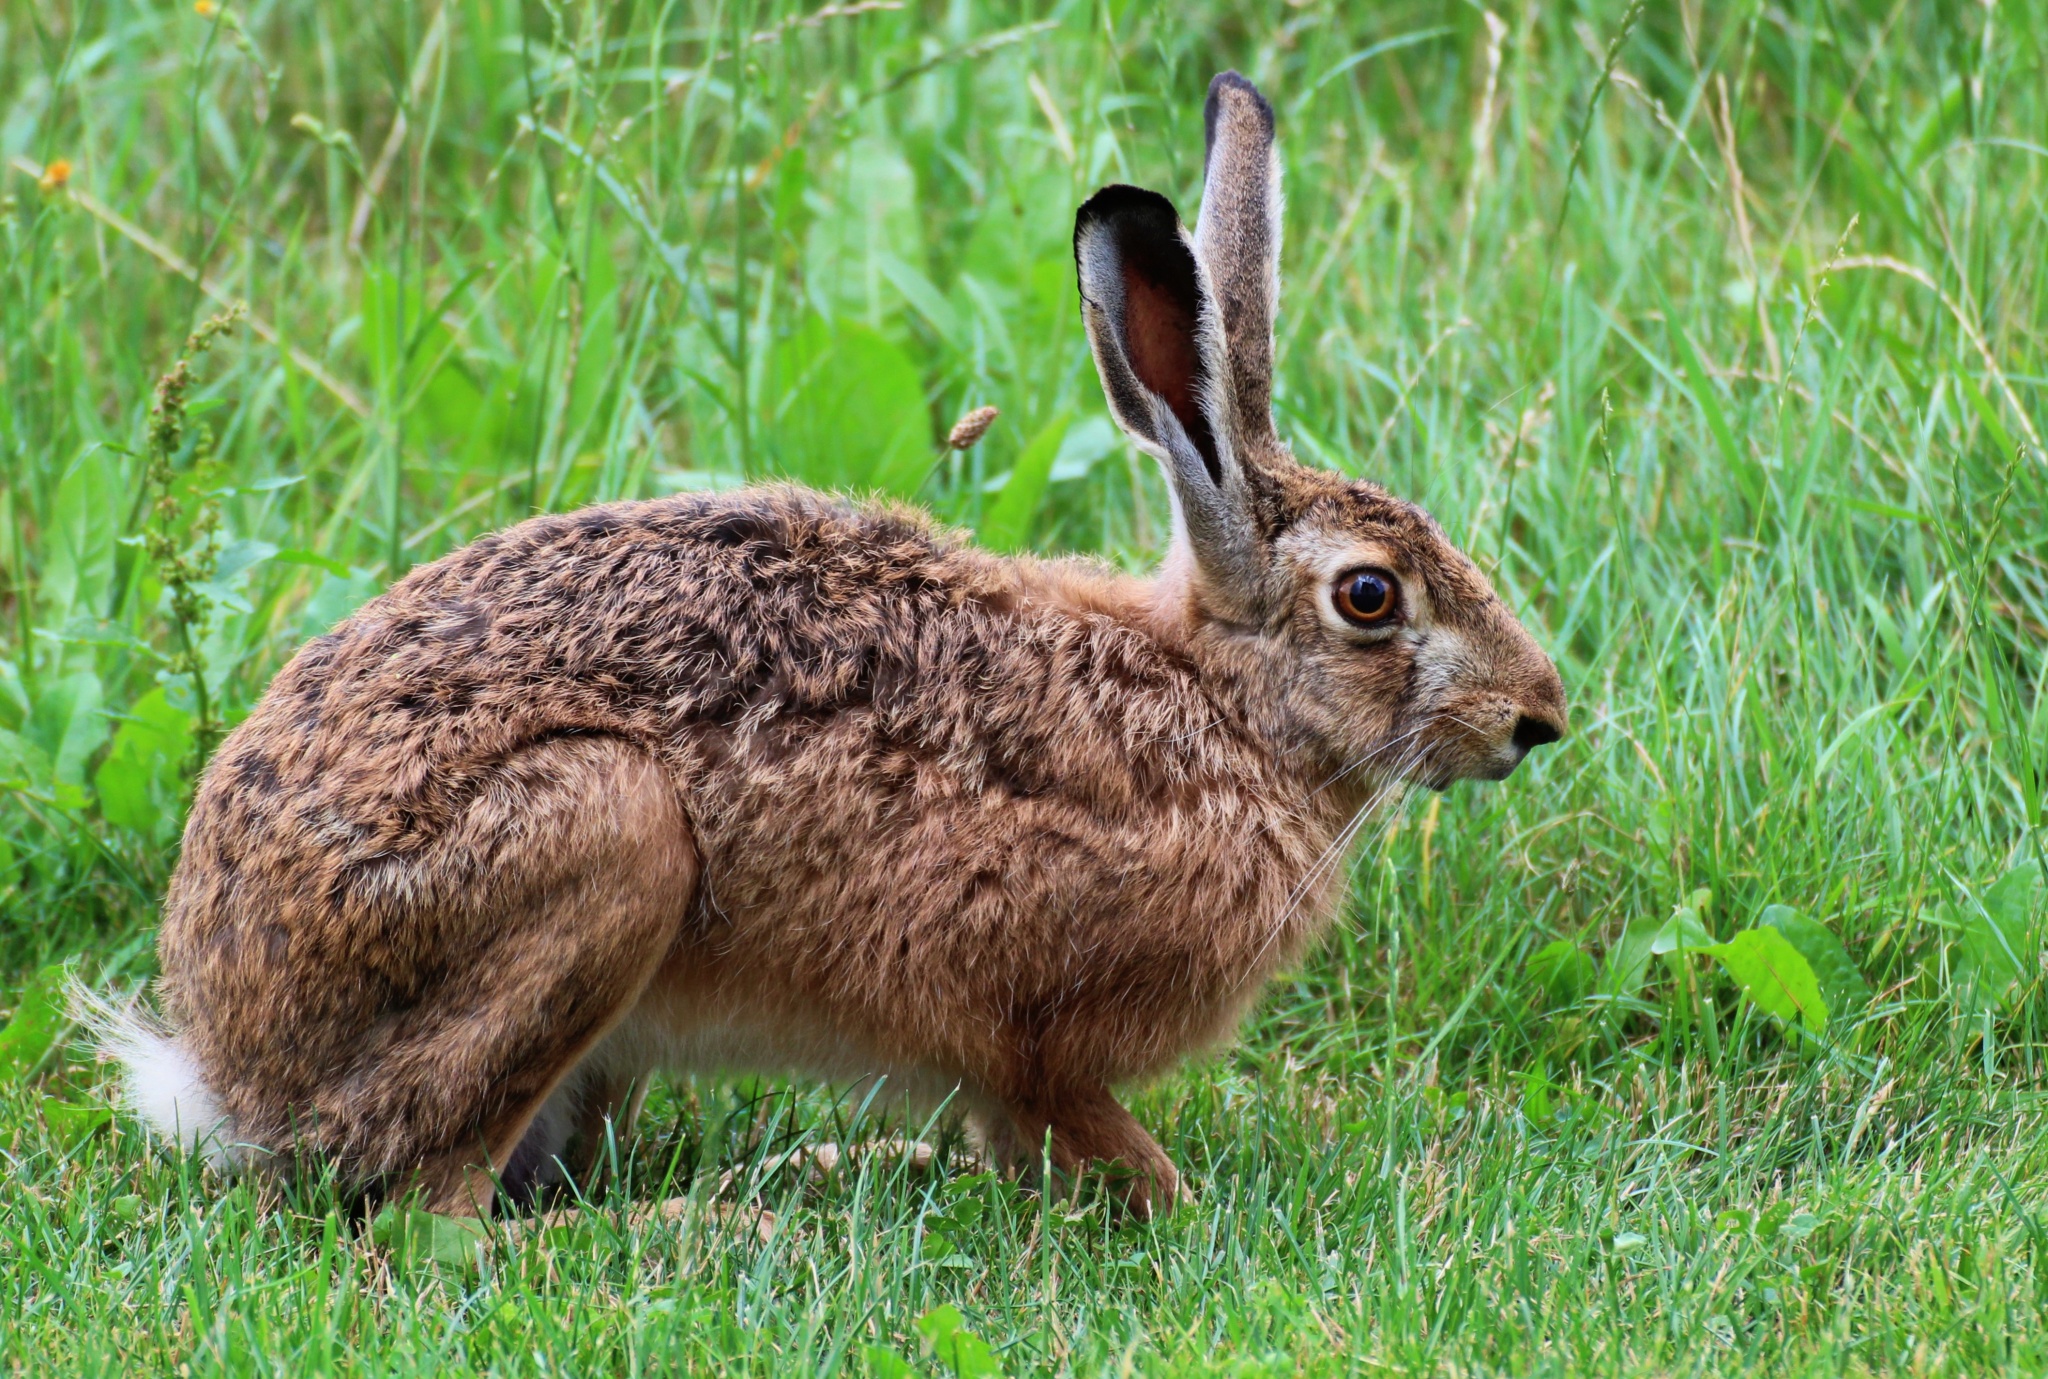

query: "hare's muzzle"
left=1475, top=705, right=1566, bottom=781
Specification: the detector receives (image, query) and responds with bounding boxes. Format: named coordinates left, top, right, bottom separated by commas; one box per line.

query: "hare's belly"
left=588, top=983, right=974, bottom=1108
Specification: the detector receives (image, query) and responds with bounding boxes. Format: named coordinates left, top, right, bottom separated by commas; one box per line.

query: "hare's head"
left=1076, top=73, right=1565, bottom=790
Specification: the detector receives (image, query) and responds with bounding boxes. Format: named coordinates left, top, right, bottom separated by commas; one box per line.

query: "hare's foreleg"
left=332, top=737, right=697, bottom=1216
left=998, top=1084, right=1183, bottom=1220
left=494, top=1063, right=650, bottom=1206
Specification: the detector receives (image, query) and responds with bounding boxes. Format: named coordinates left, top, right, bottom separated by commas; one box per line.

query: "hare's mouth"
left=1409, top=733, right=1538, bottom=790
left=1398, top=720, right=1521, bottom=791
left=1414, top=763, right=1464, bottom=792
left=1398, top=743, right=1464, bottom=793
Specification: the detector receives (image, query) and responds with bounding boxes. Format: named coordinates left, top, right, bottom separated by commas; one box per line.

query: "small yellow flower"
left=38, top=159, right=72, bottom=193
left=194, top=0, right=217, bottom=15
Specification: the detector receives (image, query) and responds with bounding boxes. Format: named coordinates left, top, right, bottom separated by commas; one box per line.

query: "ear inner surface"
left=1118, top=256, right=1221, bottom=485
left=1075, top=185, right=1227, bottom=487
left=1075, top=183, right=1273, bottom=621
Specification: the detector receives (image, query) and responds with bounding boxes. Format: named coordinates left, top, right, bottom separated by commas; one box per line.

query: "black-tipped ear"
left=1075, top=183, right=1271, bottom=613
left=1073, top=185, right=1224, bottom=484
left=1196, top=71, right=1282, bottom=446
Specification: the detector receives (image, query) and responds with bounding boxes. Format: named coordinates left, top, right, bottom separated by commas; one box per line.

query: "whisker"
left=1314, top=723, right=1429, bottom=797
left=1239, top=740, right=1426, bottom=985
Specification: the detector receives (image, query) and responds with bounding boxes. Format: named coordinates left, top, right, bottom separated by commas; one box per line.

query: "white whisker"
left=1237, top=739, right=1426, bottom=987
left=1314, top=723, right=1429, bottom=797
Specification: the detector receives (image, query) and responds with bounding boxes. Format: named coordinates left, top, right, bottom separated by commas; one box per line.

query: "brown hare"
left=88, top=72, right=1564, bottom=1219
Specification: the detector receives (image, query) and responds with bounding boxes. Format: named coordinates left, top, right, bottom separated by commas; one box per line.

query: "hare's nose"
left=1511, top=713, right=1563, bottom=752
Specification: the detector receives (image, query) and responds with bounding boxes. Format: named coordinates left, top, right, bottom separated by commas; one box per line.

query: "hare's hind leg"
left=995, top=1084, right=1184, bottom=1220
left=335, top=737, right=697, bottom=1216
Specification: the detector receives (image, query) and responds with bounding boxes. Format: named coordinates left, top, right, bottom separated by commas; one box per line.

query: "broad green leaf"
left=1651, top=908, right=1715, bottom=955
left=361, top=268, right=487, bottom=450
left=0, top=727, right=55, bottom=790
left=1526, top=940, right=1596, bottom=1010
left=915, top=1305, right=1002, bottom=1379
left=1699, top=929, right=1829, bottom=1033
left=0, top=658, right=27, bottom=729
left=536, top=1217, right=604, bottom=1254
left=230, top=474, right=306, bottom=495
left=42, top=1096, right=113, bottom=1151
left=878, top=251, right=963, bottom=347
left=980, top=411, right=1068, bottom=551
left=805, top=138, right=929, bottom=330
left=370, top=1207, right=489, bottom=1272
left=915, top=1305, right=966, bottom=1344
left=771, top=144, right=811, bottom=241
left=26, top=669, right=106, bottom=788
left=1757, top=905, right=1872, bottom=1014
left=271, top=547, right=352, bottom=578
left=0, top=965, right=72, bottom=1082
left=95, top=689, right=195, bottom=836
left=1598, top=921, right=1661, bottom=1002
left=1986, top=861, right=2045, bottom=932
left=1713, top=1208, right=1754, bottom=1235
left=864, top=1346, right=914, bottom=1379
left=1048, top=415, right=1121, bottom=482
left=765, top=315, right=931, bottom=499
left=39, top=447, right=121, bottom=621
left=208, top=537, right=279, bottom=586
left=1954, top=862, right=2044, bottom=1012
left=925, top=1191, right=987, bottom=1236
left=1757, top=1200, right=1819, bottom=1241
left=294, top=566, right=382, bottom=640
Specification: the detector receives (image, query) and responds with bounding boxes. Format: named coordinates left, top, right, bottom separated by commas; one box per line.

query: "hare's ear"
left=1195, top=71, right=1281, bottom=452
left=1074, top=185, right=1263, bottom=595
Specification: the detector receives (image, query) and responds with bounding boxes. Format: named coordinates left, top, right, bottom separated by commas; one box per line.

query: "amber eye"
left=1333, top=568, right=1400, bottom=627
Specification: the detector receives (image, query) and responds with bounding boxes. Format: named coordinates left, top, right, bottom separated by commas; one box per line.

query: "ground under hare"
left=92, top=72, right=1564, bottom=1219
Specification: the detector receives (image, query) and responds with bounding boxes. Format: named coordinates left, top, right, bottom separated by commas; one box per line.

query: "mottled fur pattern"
left=100, top=73, right=1565, bottom=1219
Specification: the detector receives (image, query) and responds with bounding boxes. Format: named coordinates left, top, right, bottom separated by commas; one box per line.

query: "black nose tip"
left=1512, top=714, right=1563, bottom=752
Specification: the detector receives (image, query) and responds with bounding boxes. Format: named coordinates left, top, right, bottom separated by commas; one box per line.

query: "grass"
left=2, top=0, right=2047, bottom=1372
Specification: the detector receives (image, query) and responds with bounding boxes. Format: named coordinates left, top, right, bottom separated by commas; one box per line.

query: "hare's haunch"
left=95, top=73, right=1565, bottom=1219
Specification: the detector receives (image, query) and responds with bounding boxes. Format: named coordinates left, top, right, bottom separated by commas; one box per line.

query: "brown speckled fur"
left=142, top=73, right=1564, bottom=1219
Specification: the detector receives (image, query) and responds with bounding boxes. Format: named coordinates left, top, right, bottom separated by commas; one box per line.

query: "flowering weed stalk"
left=142, top=306, right=243, bottom=779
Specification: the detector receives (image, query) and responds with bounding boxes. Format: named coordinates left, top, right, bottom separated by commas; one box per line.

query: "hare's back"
left=183, top=486, right=990, bottom=840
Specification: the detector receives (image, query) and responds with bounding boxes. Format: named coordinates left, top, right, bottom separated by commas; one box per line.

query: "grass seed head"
left=946, top=405, right=999, bottom=450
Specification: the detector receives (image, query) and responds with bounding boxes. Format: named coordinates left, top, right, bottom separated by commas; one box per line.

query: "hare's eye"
left=1333, top=568, right=1400, bottom=627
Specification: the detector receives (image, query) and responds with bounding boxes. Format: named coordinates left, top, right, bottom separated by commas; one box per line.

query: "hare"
left=90, top=72, right=1564, bottom=1219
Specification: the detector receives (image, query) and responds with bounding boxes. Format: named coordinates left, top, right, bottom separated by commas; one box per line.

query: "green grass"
left=3, top=0, right=2047, bottom=1372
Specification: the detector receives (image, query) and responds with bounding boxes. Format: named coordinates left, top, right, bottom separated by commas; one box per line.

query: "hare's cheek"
left=1406, top=627, right=1481, bottom=710
left=1307, top=644, right=1408, bottom=744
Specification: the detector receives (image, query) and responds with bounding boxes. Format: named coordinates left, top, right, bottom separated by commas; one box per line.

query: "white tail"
left=66, top=977, right=237, bottom=1167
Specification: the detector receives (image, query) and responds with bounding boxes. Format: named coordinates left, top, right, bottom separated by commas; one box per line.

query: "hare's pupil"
left=1334, top=568, right=1399, bottom=626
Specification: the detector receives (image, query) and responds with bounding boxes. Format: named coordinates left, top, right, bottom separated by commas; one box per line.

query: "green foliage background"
left=2, top=0, right=2046, bottom=1373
